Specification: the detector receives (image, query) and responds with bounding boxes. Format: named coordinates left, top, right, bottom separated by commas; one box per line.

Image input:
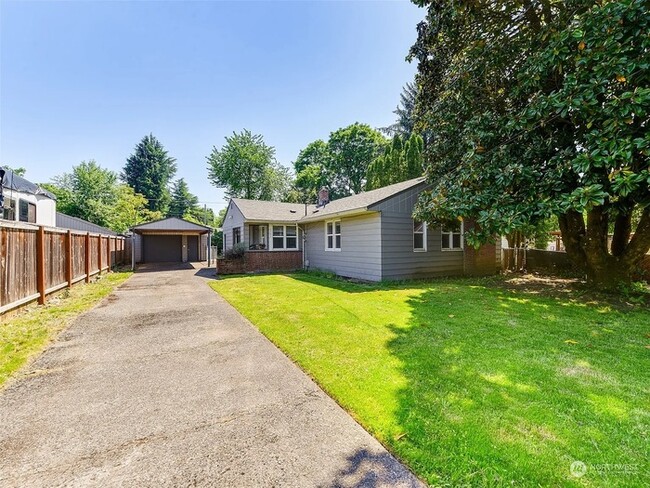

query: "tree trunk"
left=559, top=207, right=650, bottom=289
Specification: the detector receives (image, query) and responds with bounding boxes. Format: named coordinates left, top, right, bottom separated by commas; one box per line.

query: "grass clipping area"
left=211, top=273, right=649, bottom=488
left=0, top=271, right=131, bottom=388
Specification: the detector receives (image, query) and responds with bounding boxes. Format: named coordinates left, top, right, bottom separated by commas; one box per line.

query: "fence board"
left=45, top=231, right=66, bottom=289
left=1, top=223, right=126, bottom=314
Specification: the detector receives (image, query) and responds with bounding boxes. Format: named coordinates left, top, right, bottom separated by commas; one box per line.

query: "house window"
left=271, top=225, right=298, bottom=250
left=442, top=221, right=463, bottom=250
left=1, top=197, right=16, bottom=221
left=413, top=220, right=427, bottom=252
left=18, top=200, right=36, bottom=223
left=233, top=227, right=241, bottom=245
left=325, top=220, right=341, bottom=251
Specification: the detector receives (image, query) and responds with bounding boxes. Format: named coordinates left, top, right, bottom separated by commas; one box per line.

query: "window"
left=233, top=227, right=241, bottom=245
left=442, top=220, right=463, bottom=250
left=18, top=200, right=36, bottom=223
left=1, top=197, right=16, bottom=221
left=413, top=220, right=427, bottom=251
left=271, top=225, right=298, bottom=250
left=325, top=220, right=341, bottom=251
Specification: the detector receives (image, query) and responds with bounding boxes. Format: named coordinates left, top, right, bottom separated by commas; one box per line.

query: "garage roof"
left=131, top=217, right=211, bottom=233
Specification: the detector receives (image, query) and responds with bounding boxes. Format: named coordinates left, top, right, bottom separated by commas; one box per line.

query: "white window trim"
left=413, top=220, right=427, bottom=252
left=270, top=224, right=298, bottom=251
left=325, top=219, right=341, bottom=252
left=441, top=220, right=464, bottom=251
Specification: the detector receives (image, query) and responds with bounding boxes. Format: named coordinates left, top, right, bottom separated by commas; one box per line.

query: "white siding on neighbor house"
left=372, top=185, right=464, bottom=280
left=1, top=189, right=56, bottom=227
left=222, top=201, right=246, bottom=252
left=304, top=213, right=382, bottom=281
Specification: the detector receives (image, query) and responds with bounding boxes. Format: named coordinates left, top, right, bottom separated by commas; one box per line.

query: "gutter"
left=298, top=207, right=370, bottom=224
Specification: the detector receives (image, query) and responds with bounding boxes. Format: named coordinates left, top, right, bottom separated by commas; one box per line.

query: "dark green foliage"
left=207, top=129, right=288, bottom=201
left=367, top=133, right=424, bottom=190
left=410, top=0, right=650, bottom=286
left=168, top=178, right=200, bottom=220
left=325, top=123, right=387, bottom=196
left=382, top=82, right=419, bottom=137
left=122, top=134, right=177, bottom=214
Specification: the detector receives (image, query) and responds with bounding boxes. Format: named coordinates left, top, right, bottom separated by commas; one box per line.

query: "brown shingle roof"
left=230, top=177, right=426, bottom=223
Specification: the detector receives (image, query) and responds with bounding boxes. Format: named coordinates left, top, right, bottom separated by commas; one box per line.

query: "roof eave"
left=299, top=207, right=371, bottom=223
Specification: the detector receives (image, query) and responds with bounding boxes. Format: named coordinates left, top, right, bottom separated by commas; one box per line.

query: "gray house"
left=221, top=178, right=500, bottom=281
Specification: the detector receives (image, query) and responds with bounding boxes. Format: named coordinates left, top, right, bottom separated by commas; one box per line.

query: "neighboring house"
left=222, top=177, right=501, bottom=281
left=0, top=168, right=56, bottom=227
left=131, top=217, right=212, bottom=264
left=56, top=212, right=118, bottom=236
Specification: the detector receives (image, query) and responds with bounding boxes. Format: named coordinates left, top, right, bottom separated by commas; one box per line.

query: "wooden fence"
left=1, top=222, right=127, bottom=314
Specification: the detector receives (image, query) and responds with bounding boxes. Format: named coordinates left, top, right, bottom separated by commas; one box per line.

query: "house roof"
left=131, top=217, right=212, bottom=233
left=56, top=212, right=118, bottom=236
left=229, top=177, right=427, bottom=224
left=301, top=177, right=426, bottom=222
left=230, top=199, right=307, bottom=222
left=1, top=167, right=57, bottom=200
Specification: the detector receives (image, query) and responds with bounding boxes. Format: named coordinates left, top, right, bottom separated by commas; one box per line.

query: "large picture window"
left=325, top=220, right=341, bottom=251
left=413, top=220, right=427, bottom=252
left=442, top=220, right=463, bottom=250
left=271, top=225, right=298, bottom=250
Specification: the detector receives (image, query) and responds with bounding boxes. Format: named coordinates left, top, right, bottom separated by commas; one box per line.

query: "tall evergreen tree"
left=382, top=82, right=419, bottom=137
left=122, top=134, right=177, bottom=214
left=168, top=178, right=200, bottom=219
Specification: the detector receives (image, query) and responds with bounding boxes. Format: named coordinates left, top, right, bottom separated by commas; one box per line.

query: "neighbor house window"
left=233, top=227, right=241, bottom=245
left=325, top=220, right=341, bottom=251
left=271, top=225, right=298, bottom=250
left=442, top=221, right=463, bottom=250
left=413, top=220, right=427, bottom=252
left=1, top=197, right=16, bottom=221
left=18, top=200, right=36, bottom=223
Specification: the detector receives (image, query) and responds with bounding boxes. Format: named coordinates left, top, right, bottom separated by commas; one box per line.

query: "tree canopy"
left=366, top=133, right=424, bottom=190
left=46, top=160, right=160, bottom=233
left=207, top=130, right=288, bottom=201
left=122, top=134, right=177, bottom=214
left=326, top=123, right=387, bottom=195
left=168, top=178, right=200, bottom=220
left=381, top=82, right=419, bottom=138
left=410, top=0, right=649, bottom=287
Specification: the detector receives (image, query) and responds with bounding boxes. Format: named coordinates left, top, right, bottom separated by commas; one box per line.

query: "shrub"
left=224, top=242, right=247, bottom=260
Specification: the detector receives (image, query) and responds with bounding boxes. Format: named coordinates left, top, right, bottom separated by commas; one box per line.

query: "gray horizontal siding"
left=377, top=187, right=464, bottom=280
left=304, top=213, right=382, bottom=281
left=222, top=201, right=245, bottom=251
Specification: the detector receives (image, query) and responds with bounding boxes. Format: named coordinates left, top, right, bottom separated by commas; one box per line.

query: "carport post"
left=207, top=231, right=211, bottom=265
left=131, top=233, right=136, bottom=271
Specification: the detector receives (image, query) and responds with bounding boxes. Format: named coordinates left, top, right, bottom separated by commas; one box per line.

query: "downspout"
left=298, top=224, right=306, bottom=270
left=131, top=232, right=136, bottom=271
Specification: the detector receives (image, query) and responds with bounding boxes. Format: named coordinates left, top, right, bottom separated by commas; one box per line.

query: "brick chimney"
left=317, top=187, right=330, bottom=207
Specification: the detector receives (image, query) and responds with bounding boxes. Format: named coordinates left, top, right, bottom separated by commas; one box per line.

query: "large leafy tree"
left=207, top=129, right=287, bottom=200
left=367, top=133, right=424, bottom=190
left=168, top=178, right=200, bottom=219
left=45, top=160, right=159, bottom=232
left=289, top=140, right=331, bottom=203
left=326, top=123, right=387, bottom=195
left=410, top=0, right=649, bottom=287
left=122, top=134, right=177, bottom=214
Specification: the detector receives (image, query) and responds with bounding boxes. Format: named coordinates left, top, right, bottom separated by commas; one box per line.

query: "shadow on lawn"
left=384, top=286, right=648, bottom=487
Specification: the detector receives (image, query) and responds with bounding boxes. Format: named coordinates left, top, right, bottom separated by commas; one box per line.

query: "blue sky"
left=1, top=0, right=423, bottom=213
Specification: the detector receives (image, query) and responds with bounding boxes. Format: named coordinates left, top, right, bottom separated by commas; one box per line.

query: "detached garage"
left=131, top=217, right=211, bottom=264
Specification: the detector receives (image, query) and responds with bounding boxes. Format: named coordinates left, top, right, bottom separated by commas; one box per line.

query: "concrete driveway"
left=0, top=263, right=422, bottom=487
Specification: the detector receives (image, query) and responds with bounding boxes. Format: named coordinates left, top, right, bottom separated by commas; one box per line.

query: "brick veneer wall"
left=463, top=219, right=499, bottom=276
left=217, top=251, right=303, bottom=275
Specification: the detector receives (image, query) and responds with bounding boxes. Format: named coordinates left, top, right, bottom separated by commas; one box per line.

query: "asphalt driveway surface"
left=0, top=263, right=422, bottom=487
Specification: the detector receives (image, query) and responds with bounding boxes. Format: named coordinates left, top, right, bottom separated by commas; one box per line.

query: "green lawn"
left=0, top=271, right=132, bottom=388
left=210, top=273, right=649, bottom=487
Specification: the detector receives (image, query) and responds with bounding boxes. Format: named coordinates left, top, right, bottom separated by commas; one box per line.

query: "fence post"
left=98, top=235, right=102, bottom=275
left=36, top=226, right=46, bottom=305
left=85, top=232, right=91, bottom=283
left=107, top=236, right=111, bottom=271
left=65, top=230, right=73, bottom=287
